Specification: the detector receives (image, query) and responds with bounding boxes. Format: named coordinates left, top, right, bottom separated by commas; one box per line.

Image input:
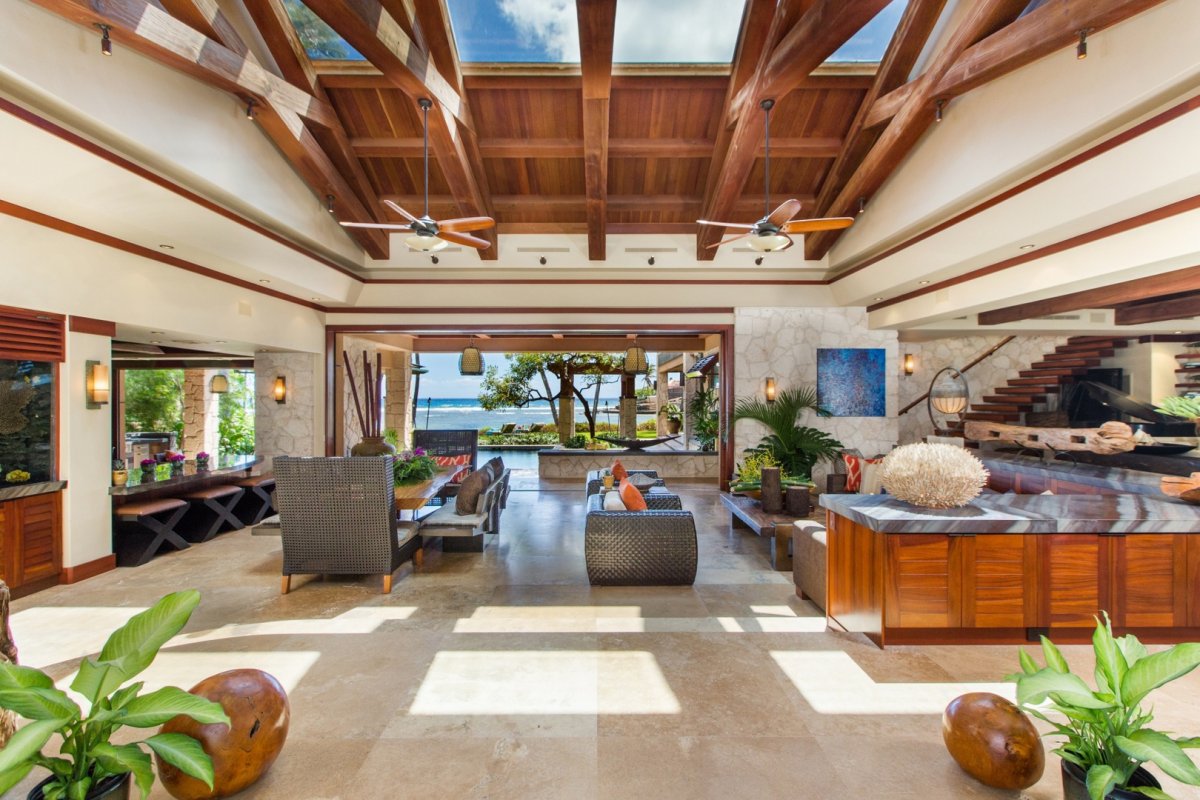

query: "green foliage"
left=732, top=387, right=842, bottom=481
left=393, top=451, right=438, bottom=484
left=478, top=432, right=560, bottom=445
left=123, top=370, right=183, bottom=442
left=478, top=353, right=627, bottom=438
left=383, top=428, right=400, bottom=448
left=637, top=419, right=658, bottom=432
left=217, top=371, right=254, bottom=456
left=0, top=591, right=229, bottom=799
left=1155, top=396, right=1200, bottom=420
left=1010, top=614, right=1200, bottom=800
left=687, top=386, right=720, bottom=452
left=563, top=434, right=588, bottom=449
left=661, top=402, right=682, bottom=422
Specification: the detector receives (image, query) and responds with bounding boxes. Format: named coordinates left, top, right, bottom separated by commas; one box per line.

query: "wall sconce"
left=210, top=374, right=230, bottom=394
left=273, top=376, right=287, bottom=404
left=764, top=377, right=777, bottom=403
left=903, top=353, right=915, bottom=376
left=86, top=361, right=110, bottom=408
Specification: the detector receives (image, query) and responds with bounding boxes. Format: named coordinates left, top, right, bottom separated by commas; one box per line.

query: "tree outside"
left=218, top=371, right=255, bottom=455
left=122, top=369, right=255, bottom=455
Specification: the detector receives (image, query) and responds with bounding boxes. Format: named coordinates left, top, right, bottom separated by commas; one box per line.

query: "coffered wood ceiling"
left=27, top=0, right=1168, bottom=265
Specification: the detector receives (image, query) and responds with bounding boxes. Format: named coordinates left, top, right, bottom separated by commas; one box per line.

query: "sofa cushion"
left=628, top=472, right=657, bottom=489
left=619, top=478, right=647, bottom=511
left=487, top=456, right=505, bottom=477
left=611, top=460, right=628, bottom=481
left=603, top=491, right=627, bottom=511
left=434, top=453, right=472, bottom=483
left=455, top=467, right=490, bottom=514
left=422, top=503, right=488, bottom=528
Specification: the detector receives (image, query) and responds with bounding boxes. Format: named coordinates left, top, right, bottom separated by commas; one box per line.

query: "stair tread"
left=1045, top=349, right=1114, bottom=360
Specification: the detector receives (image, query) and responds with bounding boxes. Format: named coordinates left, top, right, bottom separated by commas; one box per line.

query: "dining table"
left=394, top=469, right=457, bottom=515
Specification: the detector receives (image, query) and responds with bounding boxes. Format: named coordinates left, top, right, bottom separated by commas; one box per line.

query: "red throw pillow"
left=619, top=478, right=647, bottom=511
left=434, top=454, right=471, bottom=483
left=841, top=454, right=882, bottom=493
left=611, top=460, right=628, bottom=481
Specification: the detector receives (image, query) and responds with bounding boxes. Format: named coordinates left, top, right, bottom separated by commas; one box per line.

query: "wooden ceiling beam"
left=576, top=0, right=617, bottom=261
left=26, top=0, right=338, bottom=129
left=303, top=0, right=497, bottom=258
left=697, top=0, right=893, bottom=260
left=804, top=0, right=1030, bottom=260
left=1114, top=292, right=1200, bottom=326
left=351, top=136, right=843, bottom=159
left=382, top=193, right=814, bottom=216
left=806, top=0, right=947, bottom=260
left=978, top=265, right=1200, bottom=325
left=411, top=336, right=709, bottom=353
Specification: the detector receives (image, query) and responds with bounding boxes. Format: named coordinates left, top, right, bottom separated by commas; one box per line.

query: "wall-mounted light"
left=245, top=98, right=256, bottom=120
left=325, top=194, right=335, bottom=214
left=210, top=374, right=230, bottom=394
left=86, top=361, right=110, bottom=408
left=857, top=196, right=866, bottom=216
left=95, top=23, right=112, bottom=56
left=934, top=99, right=945, bottom=123
left=903, top=353, right=915, bottom=376
left=273, top=376, right=287, bottom=404
left=764, top=377, right=777, bottom=403
left=1077, top=28, right=1090, bottom=60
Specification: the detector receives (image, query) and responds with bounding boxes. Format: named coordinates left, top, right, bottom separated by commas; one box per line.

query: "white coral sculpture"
left=881, top=443, right=989, bottom=508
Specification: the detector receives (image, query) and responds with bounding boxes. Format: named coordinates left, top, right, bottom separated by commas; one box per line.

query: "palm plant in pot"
left=732, top=386, right=842, bottom=483
left=1009, top=613, right=1200, bottom=800
left=0, top=590, right=230, bottom=799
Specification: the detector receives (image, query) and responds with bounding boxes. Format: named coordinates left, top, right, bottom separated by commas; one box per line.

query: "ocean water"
left=411, top=397, right=654, bottom=433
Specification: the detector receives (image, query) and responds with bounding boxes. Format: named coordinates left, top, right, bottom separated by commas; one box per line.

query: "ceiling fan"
left=339, top=98, right=495, bottom=252
left=697, top=98, right=855, bottom=253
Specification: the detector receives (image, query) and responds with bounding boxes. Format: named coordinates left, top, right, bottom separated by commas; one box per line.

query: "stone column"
left=655, top=357, right=671, bottom=436
left=558, top=393, right=575, bottom=443
left=181, top=369, right=220, bottom=458
left=255, top=352, right=319, bottom=470
left=382, top=350, right=412, bottom=450
left=619, top=374, right=637, bottom=439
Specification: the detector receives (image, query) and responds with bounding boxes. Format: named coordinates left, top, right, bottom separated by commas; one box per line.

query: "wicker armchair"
left=414, top=429, right=478, bottom=499
left=584, top=493, right=697, bottom=586
left=274, top=456, right=420, bottom=594
left=584, top=468, right=664, bottom=497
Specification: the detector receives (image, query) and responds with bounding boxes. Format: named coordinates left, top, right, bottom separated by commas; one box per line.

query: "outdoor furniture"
left=180, top=484, right=245, bottom=542
left=274, top=456, right=421, bottom=594
left=584, top=468, right=663, bottom=497
left=113, top=497, right=190, bottom=567
left=595, top=435, right=679, bottom=450
left=584, top=493, right=697, bottom=585
left=233, top=474, right=276, bottom=525
left=419, top=472, right=505, bottom=552
left=792, top=521, right=828, bottom=612
left=413, top=429, right=478, bottom=499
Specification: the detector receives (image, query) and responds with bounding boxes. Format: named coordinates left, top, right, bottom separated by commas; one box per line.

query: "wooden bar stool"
left=181, top=485, right=245, bottom=542
left=234, top=474, right=276, bottom=526
left=114, top=498, right=190, bottom=566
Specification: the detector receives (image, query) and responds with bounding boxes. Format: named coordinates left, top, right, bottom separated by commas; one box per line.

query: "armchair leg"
left=382, top=573, right=393, bottom=594
left=281, top=575, right=291, bottom=595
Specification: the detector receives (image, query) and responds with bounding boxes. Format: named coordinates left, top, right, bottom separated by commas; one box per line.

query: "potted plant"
left=1154, top=396, right=1200, bottom=437
left=138, top=459, right=157, bottom=482
left=0, top=590, right=230, bottom=800
left=730, top=450, right=814, bottom=496
left=194, top=452, right=211, bottom=472
left=1009, top=613, right=1200, bottom=800
left=732, top=387, right=843, bottom=482
left=392, top=448, right=437, bottom=485
left=111, top=459, right=128, bottom=487
left=5, top=469, right=31, bottom=485
left=662, top=403, right=683, bottom=435
left=167, top=453, right=186, bottom=477
left=686, top=387, right=720, bottom=452
left=562, top=434, right=588, bottom=450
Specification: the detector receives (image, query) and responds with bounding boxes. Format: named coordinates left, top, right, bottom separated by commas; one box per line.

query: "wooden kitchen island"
left=819, top=493, right=1200, bottom=648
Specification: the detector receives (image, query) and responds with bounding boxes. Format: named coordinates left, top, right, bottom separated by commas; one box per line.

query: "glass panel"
left=612, top=0, right=745, bottom=63
left=827, top=0, right=908, bottom=63
left=0, top=360, right=55, bottom=484
left=282, top=0, right=366, bottom=61
left=447, top=0, right=581, bottom=63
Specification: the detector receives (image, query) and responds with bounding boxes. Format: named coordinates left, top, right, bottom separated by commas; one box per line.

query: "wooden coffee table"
left=719, top=492, right=816, bottom=571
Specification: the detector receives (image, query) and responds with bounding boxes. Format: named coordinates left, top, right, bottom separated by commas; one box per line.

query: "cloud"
left=613, top=0, right=744, bottom=63
left=498, top=0, right=580, bottom=61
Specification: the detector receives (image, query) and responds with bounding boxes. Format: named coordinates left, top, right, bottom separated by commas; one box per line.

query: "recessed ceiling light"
left=215, top=340, right=226, bottom=344
left=158, top=244, right=174, bottom=250
left=1019, top=244, right=1036, bottom=251
left=151, top=331, right=164, bottom=335
left=259, top=279, right=271, bottom=284
left=1175, top=331, right=1184, bottom=335
left=150, top=340, right=160, bottom=344
left=873, top=296, right=883, bottom=301
left=311, top=297, right=321, bottom=301
left=918, top=280, right=930, bottom=285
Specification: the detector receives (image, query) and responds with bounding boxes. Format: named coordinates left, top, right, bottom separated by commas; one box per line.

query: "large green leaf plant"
left=0, top=590, right=230, bottom=800
left=1009, top=613, right=1200, bottom=800
left=731, top=386, right=843, bottom=482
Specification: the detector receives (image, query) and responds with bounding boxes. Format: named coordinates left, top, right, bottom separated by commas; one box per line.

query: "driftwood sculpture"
left=1, top=581, right=16, bottom=746
left=964, top=421, right=1135, bottom=455
left=1161, top=472, right=1200, bottom=505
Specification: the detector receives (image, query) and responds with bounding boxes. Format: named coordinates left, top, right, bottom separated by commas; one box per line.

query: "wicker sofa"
left=584, top=492, right=697, bottom=586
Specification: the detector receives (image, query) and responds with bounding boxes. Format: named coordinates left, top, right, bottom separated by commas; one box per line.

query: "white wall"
left=60, top=330, right=114, bottom=568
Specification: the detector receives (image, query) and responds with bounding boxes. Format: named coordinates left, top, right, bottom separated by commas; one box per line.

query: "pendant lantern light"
left=209, top=374, right=230, bottom=394
left=459, top=337, right=485, bottom=376
left=623, top=338, right=648, bottom=374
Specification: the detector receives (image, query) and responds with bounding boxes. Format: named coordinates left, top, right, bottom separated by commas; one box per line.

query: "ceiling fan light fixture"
left=406, top=233, right=448, bottom=252
left=748, top=232, right=790, bottom=252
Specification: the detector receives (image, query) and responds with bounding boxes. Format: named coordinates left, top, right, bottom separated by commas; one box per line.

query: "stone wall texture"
left=897, top=335, right=1068, bottom=443
left=734, top=307, right=900, bottom=486
left=181, top=368, right=219, bottom=458
left=256, top=351, right=318, bottom=469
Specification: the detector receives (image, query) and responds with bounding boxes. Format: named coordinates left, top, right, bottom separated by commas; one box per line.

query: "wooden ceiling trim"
left=410, top=335, right=709, bottom=353
left=576, top=0, right=618, bottom=261
left=978, top=265, right=1200, bottom=326
left=352, top=136, right=843, bottom=159
left=697, top=0, right=893, bottom=260
left=383, top=193, right=816, bottom=218
left=805, top=0, right=947, bottom=260
left=1114, top=292, right=1200, bottom=326
left=805, top=0, right=1030, bottom=260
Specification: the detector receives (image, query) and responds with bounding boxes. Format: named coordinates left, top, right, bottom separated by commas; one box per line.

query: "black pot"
left=1061, top=761, right=1161, bottom=800
left=28, top=773, right=131, bottom=800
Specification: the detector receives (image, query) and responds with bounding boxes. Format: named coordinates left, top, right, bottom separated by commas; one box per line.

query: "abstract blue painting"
left=817, top=348, right=886, bottom=417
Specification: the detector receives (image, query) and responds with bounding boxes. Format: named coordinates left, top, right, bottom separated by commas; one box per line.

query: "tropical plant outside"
left=217, top=371, right=255, bottom=455
left=123, top=369, right=184, bottom=443
left=1154, top=396, right=1200, bottom=421
left=731, top=386, right=842, bottom=481
left=687, top=386, right=720, bottom=452
left=1010, top=613, right=1200, bottom=800
left=0, top=590, right=229, bottom=799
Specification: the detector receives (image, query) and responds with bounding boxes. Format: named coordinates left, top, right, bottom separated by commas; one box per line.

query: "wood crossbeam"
left=349, top=136, right=843, bottom=159
left=576, top=0, right=617, bottom=261
left=1114, top=292, right=1200, bottom=326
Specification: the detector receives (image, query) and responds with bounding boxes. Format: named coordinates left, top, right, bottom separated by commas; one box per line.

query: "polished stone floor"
left=9, top=480, right=1200, bottom=799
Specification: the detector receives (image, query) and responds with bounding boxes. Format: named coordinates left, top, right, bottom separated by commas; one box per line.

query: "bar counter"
left=110, top=457, right=261, bottom=499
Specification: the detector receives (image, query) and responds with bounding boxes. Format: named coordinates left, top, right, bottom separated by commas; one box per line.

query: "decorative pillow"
left=619, top=478, right=647, bottom=511
left=487, top=456, right=505, bottom=477
left=611, top=460, right=628, bottom=481
left=602, top=491, right=626, bottom=511
left=628, top=472, right=657, bottom=489
left=842, top=453, right=883, bottom=493
left=477, top=462, right=494, bottom=486
left=434, top=454, right=472, bottom=483
left=861, top=460, right=885, bottom=495
left=455, top=468, right=490, bottom=515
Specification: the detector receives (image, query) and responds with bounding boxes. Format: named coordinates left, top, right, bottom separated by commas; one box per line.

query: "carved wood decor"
left=964, top=420, right=1135, bottom=455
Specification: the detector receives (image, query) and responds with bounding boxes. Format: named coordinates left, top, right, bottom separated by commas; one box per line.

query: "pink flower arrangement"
left=196, top=451, right=210, bottom=461
left=167, top=453, right=186, bottom=464
left=140, top=459, right=157, bottom=469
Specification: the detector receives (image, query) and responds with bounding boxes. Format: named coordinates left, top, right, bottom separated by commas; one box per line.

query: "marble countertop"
left=980, top=449, right=1198, bottom=490
left=819, top=492, right=1200, bottom=534
left=0, top=480, right=67, bottom=503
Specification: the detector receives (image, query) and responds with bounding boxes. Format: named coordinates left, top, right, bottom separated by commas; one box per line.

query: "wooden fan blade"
left=438, top=230, right=491, bottom=249
left=383, top=199, right=419, bottom=223
left=340, top=221, right=413, bottom=230
left=780, top=216, right=856, bottom=234
left=706, top=231, right=753, bottom=249
left=439, top=216, right=496, bottom=232
left=766, top=199, right=803, bottom=227
left=697, top=220, right=756, bottom=230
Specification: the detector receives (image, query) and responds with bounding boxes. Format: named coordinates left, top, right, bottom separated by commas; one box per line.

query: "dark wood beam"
left=352, top=136, right=842, bottom=159
left=412, top=335, right=708, bottom=353
left=1116, top=293, right=1200, bottom=326
left=807, top=0, right=947, bottom=260
left=697, top=0, right=892, bottom=260
left=979, top=265, right=1200, bottom=325
left=382, top=193, right=814, bottom=217
left=804, top=0, right=1029, bottom=260
left=576, top=0, right=617, bottom=261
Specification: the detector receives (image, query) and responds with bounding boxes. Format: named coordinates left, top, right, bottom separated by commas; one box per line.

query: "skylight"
left=283, top=0, right=365, bottom=61
left=827, top=0, right=908, bottom=63
left=612, top=0, right=745, bottom=63
left=447, top=0, right=580, bottom=63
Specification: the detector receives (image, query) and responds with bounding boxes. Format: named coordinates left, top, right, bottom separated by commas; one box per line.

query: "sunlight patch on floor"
left=452, top=605, right=826, bottom=634
left=771, top=650, right=1014, bottom=715
left=176, top=606, right=419, bottom=644
left=12, top=606, right=147, bottom=669
left=717, top=616, right=829, bottom=633
left=410, top=650, right=680, bottom=715
left=749, top=605, right=798, bottom=617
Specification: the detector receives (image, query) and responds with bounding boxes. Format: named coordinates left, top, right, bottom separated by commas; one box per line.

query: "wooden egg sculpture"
left=942, top=692, right=1044, bottom=790
left=157, top=669, right=290, bottom=799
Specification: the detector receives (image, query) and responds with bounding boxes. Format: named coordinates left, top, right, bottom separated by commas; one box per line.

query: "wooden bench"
left=181, top=484, right=245, bottom=542
left=114, top=497, right=190, bottom=566
left=419, top=477, right=503, bottom=553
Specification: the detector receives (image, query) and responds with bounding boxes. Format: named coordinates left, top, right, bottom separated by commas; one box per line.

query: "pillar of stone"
left=619, top=374, right=637, bottom=439
left=181, top=368, right=220, bottom=458
left=558, top=393, right=575, bottom=443
left=655, top=357, right=671, bottom=436
left=382, top=351, right=412, bottom=450
left=682, top=353, right=698, bottom=445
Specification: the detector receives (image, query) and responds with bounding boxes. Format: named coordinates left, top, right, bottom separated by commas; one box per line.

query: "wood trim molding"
left=361, top=278, right=827, bottom=286
left=327, top=306, right=735, bottom=315
left=60, top=554, right=116, bottom=584
left=69, top=316, right=117, bottom=337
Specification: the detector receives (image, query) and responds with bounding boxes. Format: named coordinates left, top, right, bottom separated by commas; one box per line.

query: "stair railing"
left=898, top=336, right=1017, bottom=416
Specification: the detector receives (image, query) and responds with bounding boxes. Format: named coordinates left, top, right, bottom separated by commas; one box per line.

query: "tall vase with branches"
left=732, top=386, right=843, bottom=482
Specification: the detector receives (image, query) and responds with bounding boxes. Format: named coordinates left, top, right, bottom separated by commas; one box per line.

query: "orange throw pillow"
left=611, top=460, right=628, bottom=481
left=619, top=478, right=647, bottom=511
